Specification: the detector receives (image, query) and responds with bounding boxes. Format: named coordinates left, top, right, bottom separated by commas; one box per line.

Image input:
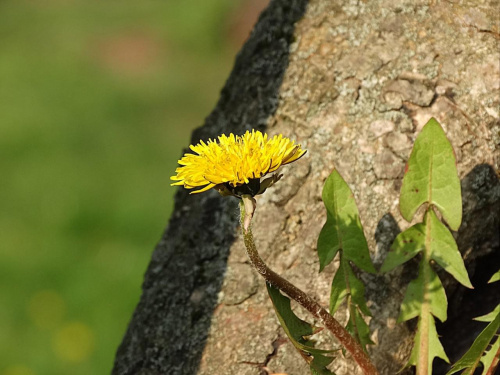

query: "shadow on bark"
left=369, top=164, right=499, bottom=374
left=112, top=1, right=309, bottom=374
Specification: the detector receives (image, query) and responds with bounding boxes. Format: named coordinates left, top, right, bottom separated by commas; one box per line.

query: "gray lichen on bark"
left=114, top=0, right=499, bottom=374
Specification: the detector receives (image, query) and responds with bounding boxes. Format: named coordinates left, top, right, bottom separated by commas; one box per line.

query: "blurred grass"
left=0, top=0, right=243, bottom=374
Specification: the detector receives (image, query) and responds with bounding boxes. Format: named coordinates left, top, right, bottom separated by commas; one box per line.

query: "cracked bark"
left=113, top=0, right=499, bottom=374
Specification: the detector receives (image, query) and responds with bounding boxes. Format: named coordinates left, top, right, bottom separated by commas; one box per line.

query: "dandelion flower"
left=171, top=130, right=306, bottom=196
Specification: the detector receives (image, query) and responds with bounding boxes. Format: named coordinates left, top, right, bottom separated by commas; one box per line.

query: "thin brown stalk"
left=239, top=199, right=379, bottom=375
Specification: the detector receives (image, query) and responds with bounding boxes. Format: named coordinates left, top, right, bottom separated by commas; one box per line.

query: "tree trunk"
left=113, top=0, right=499, bottom=374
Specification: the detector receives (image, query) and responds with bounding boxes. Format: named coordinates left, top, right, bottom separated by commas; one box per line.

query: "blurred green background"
left=0, top=1, right=267, bottom=374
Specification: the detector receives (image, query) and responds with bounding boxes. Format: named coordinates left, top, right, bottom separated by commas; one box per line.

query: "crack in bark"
left=240, top=336, right=288, bottom=375
left=465, top=24, right=500, bottom=39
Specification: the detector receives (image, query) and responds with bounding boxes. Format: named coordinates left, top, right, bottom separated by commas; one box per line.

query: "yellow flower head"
left=171, top=130, right=306, bottom=196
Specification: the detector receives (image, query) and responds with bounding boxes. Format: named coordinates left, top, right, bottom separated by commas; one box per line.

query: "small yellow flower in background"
left=171, top=130, right=306, bottom=196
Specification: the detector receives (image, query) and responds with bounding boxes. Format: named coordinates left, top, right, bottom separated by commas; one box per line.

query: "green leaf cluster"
left=262, top=117, right=498, bottom=375
left=317, top=169, right=376, bottom=351
left=267, top=283, right=338, bottom=375
left=381, top=118, right=472, bottom=374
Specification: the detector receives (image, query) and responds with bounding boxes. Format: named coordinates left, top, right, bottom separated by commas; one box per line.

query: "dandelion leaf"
left=381, top=211, right=472, bottom=287
left=446, top=310, right=500, bottom=375
left=346, top=265, right=371, bottom=317
left=329, top=260, right=348, bottom=314
left=346, top=307, right=374, bottom=351
left=317, top=169, right=375, bottom=273
left=407, top=315, right=449, bottom=373
left=480, top=332, right=500, bottom=375
left=380, top=224, right=425, bottom=273
left=329, top=256, right=372, bottom=351
left=398, top=262, right=447, bottom=323
left=266, top=283, right=336, bottom=375
left=427, top=210, right=472, bottom=288
left=400, top=117, right=462, bottom=230
left=329, top=259, right=370, bottom=317
left=310, top=354, right=336, bottom=375
left=488, top=269, right=500, bottom=283
left=474, top=304, right=500, bottom=323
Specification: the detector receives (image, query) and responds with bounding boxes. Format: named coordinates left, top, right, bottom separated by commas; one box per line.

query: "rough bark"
left=113, top=0, right=499, bottom=374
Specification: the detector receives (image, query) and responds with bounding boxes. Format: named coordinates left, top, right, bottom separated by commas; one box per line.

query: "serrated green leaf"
left=329, top=258, right=371, bottom=317
left=407, top=314, right=449, bottom=373
left=480, top=333, right=499, bottom=375
left=317, top=169, right=375, bottom=273
left=267, top=283, right=317, bottom=342
left=266, top=283, right=336, bottom=374
left=380, top=224, right=425, bottom=272
left=346, top=307, right=374, bottom=351
left=318, top=211, right=341, bottom=271
left=381, top=211, right=472, bottom=288
left=488, top=269, right=500, bottom=283
left=346, top=266, right=371, bottom=317
left=446, top=310, right=500, bottom=375
left=398, top=261, right=447, bottom=323
left=329, top=260, right=348, bottom=314
left=329, top=256, right=373, bottom=352
left=400, top=117, right=462, bottom=230
left=310, top=353, right=336, bottom=375
left=427, top=210, right=473, bottom=288
left=475, top=304, right=500, bottom=323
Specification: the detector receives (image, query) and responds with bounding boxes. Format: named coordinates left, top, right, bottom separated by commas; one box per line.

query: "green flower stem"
left=239, top=199, right=378, bottom=375
left=417, top=210, right=433, bottom=375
